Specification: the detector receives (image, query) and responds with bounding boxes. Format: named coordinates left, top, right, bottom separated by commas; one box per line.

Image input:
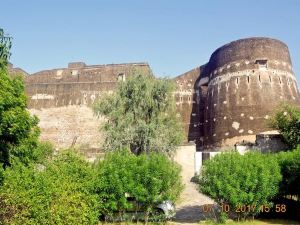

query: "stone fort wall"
left=25, top=62, right=151, bottom=108
left=202, top=38, right=300, bottom=149
left=15, top=37, right=300, bottom=150
left=23, top=62, right=151, bottom=149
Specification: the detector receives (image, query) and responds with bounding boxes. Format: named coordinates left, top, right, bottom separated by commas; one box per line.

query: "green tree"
left=269, top=103, right=300, bottom=149
left=199, top=151, right=282, bottom=220
left=0, top=28, right=42, bottom=167
left=0, top=151, right=99, bottom=224
left=94, top=150, right=183, bottom=222
left=93, top=74, right=184, bottom=156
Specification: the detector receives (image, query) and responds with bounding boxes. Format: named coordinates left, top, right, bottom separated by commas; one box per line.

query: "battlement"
left=26, top=62, right=151, bottom=84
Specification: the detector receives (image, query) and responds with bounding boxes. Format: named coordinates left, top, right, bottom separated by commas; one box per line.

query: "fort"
left=9, top=37, right=300, bottom=151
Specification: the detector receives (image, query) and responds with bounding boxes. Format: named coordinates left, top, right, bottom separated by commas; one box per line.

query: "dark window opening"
left=118, top=73, right=125, bottom=82
left=255, top=59, right=268, bottom=70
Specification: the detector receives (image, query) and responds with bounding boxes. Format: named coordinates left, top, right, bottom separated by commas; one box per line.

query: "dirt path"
left=173, top=146, right=215, bottom=223
left=174, top=179, right=215, bottom=223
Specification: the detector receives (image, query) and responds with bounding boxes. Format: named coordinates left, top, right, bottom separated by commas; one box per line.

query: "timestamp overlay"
left=202, top=204, right=287, bottom=214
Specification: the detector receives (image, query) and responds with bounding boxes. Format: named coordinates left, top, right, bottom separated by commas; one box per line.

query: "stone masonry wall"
left=20, top=37, right=300, bottom=151
left=30, top=106, right=105, bottom=149
left=202, top=38, right=300, bottom=150
left=25, top=62, right=151, bottom=148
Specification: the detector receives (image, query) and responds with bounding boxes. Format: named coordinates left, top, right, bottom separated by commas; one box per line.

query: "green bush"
left=10, top=139, right=54, bottom=166
left=276, top=146, right=300, bottom=198
left=94, top=150, right=183, bottom=221
left=0, top=151, right=99, bottom=225
left=199, top=151, right=282, bottom=219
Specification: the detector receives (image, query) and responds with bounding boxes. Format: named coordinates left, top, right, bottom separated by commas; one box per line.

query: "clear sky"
left=2, top=0, right=300, bottom=81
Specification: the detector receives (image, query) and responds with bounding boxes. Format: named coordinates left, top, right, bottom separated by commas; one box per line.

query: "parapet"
left=207, top=37, right=293, bottom=79
left=68, top=62, right=86, bottom=68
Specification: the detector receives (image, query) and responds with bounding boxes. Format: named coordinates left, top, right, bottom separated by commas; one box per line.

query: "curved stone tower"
left=203, top=37, right=300, bottom=149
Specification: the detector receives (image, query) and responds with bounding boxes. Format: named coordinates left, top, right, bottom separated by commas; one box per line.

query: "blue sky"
left=2, top=0, right=300, bottom=81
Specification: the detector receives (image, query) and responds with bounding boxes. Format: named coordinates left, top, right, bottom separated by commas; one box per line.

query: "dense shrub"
left=0, top=151, right=99, bottom=225
left=93, top=150, right=183, bottom=221
left=199, top=151, right=282, bottom=219
left=10, top=139, right=54, bottom=166
left=276, top=146, right=300, bottom=198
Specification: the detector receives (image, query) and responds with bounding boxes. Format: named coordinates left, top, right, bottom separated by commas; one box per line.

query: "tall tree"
left=269, top=103, right=300, bottom=149
left=0, top=28, right=41, bottom=167
left=94, top=73, right=184, bottom=156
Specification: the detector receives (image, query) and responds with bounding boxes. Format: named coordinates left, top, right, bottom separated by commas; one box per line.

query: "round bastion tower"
left=203, top=37, right=300, bottom=149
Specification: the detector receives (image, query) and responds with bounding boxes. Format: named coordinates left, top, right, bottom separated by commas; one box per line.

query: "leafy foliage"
left=269, top=104, right=300, bottom=149
left=0, top=68, right=42, bottom=166
left=276, top=146, right=300, bottom=198
left=93, top=150, right=183, bottom=221
left=0, top=151, right=99, bottom=224
left=0, top=28, right=12, bottom=68
left=199, top=151, right=282, bottom=219
left=93, top=74, right=184, bottom=156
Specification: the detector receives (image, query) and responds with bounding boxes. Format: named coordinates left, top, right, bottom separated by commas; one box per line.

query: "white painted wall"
left=194, top=152, right=202, bottom=175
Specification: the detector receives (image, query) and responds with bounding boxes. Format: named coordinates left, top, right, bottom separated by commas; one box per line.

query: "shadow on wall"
left=187, top=71, right=208, bottom=151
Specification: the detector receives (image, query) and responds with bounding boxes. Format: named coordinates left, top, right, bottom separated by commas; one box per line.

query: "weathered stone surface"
left=29, top=106, right=105, bottom=149
left=172, top=38, right=300, bottom=151
left=202, top=38, right=300, bottom=150
left=25, top=62, right=151, bottom=109
left=24, top=62, right=151, bottom=149
left=7, top=62, right=29, bottom=78
left=16, top=37, right=300, bottom=151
